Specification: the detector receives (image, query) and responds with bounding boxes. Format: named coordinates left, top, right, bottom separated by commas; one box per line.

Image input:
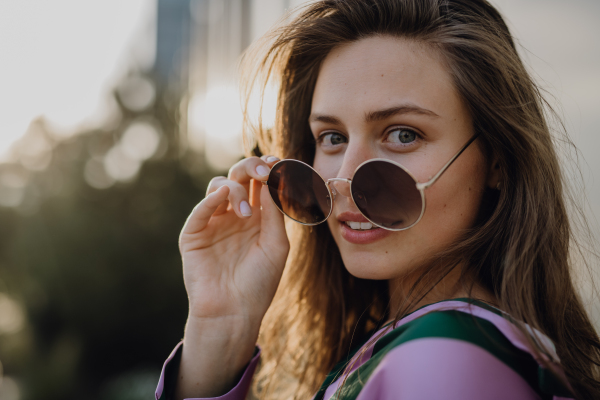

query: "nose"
left=328, top=178, right=352, bottom=198
left=333, top=139, right=375, bottom=191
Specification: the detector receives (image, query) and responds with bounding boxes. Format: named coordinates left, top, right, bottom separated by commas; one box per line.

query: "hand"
left=179, top=155, right=290, bottom=328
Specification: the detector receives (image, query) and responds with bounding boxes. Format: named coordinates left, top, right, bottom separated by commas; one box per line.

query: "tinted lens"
left=266, top=160, right=331, bottom=225
left=352, top=160, right=423, bottom=230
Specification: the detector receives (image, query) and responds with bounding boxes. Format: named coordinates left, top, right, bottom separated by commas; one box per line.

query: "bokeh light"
left=120, top=120, right=161, bottom=162
left=0, top=294, right=25, bottom=335
left=0, top=377, right=20, bottom=400
left=104, top=145, right=142, bottom=182
left=117, top=76, right=156, bottom=112
left=84, top=158, right=116, bottom=190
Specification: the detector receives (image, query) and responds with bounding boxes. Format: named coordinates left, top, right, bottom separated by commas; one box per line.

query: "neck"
left=385, top=262, right=497, bottom=324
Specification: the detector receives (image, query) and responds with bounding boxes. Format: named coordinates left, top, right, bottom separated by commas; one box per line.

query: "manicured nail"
left=240, top=201, right=252, bottom=217
left=266, top=156, right=279, bottom=163
left=256, top=165, right=270, bottom=177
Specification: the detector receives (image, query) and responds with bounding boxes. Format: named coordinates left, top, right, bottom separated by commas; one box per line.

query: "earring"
left=496, top=181, right=501, bottom=190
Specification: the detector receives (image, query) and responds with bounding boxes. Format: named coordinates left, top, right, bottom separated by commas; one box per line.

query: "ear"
left=486, top=154, right=502, bottom=190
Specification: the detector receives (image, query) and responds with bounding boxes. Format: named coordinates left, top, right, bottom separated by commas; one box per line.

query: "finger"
left=225, top=180, right=254, bottom=218
left=261, top=154, right=280, bottom=167
left=250, top=178, right=262, bottom=207
left=258, top=184, right=287, bottom=245
left=206, top=177, right=230, bottom=215
left=182, top=185, right=230, bottom=235
left=205, top=177, right=253, bottom=218
left=205, top=176, right=227, bottom=196
left=253, top=156, right=280, bottom=207
left=254, top=155, right=280, bottom=209
left=228, top=156, right=273, bottom=186
left=214, top=200, right=229, bottom=216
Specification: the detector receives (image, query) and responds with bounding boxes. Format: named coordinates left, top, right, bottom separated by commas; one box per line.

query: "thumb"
left=258, top=184, right=288, bottom=250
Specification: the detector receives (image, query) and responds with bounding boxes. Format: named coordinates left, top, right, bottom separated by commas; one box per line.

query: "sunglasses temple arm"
left=416, top=133, right=481, bottom=191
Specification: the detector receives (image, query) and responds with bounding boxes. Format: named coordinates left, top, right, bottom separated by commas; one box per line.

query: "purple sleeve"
left=354, top=338, right=541, bottom=400
left=155, top=341, right=262, bottom=400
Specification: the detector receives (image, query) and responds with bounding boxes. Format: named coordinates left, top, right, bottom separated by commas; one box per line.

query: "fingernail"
left=266, top=156, right=279, bottom=163
left=240, top=201, right=252, bottom=217
left=256, top=165, right=270, bottom=177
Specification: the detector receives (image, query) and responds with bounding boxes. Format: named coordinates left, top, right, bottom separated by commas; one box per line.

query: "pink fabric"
left=156, top=300, right=573, bottom=400
left=323, top=300, right=572, bottom=400
left=154, top=341, right=262, bottom=400
left=155, top=341, right=183, bottom=400
left=354, top=338, right=541, bottom=400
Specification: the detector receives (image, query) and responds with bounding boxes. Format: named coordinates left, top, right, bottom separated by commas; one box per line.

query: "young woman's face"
left=310, top=36, right=493, bottom=281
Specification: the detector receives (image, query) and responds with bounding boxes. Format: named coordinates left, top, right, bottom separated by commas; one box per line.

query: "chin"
left=339, top=251, right=405, bottom=280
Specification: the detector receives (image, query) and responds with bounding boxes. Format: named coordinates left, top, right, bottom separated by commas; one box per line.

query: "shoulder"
left=361, top=335, right=542, bottom=400
left=324, top=302, right=574, bottom=400
left=358, top=310, right=545, bottom=400
left=377, top=309, right=527, bottom=361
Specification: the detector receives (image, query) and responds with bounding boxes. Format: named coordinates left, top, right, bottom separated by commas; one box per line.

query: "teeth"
left=345, top=221, right=374, bottom=230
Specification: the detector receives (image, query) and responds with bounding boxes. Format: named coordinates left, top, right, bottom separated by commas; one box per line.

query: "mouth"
left=343, top=221, right=377, bottom=230
left=338, top=220, right=391, bottom=244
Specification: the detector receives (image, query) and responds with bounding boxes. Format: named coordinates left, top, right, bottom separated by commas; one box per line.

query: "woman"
left=156, top=0, right=600, bottom=399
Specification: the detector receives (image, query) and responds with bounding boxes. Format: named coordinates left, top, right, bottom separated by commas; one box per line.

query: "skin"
left=310, top=36, right=499, bottom=311
left=173, top=36, right=499, bottom=399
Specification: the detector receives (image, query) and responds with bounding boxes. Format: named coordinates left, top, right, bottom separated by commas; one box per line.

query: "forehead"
left=311, top=36, right=463, bottom=121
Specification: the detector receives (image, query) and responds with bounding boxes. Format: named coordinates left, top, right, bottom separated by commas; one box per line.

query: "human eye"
left=317, top=132, right=347, bottom=147
left=385, top=127, right=420, bottom=146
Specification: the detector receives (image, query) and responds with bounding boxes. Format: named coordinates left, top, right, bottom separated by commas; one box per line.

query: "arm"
left=156, top=341, right=261, bottom=400
left=356, top=338, right=541, bottom=400
left=174, top=316, right=260, bottom=399
left=168, top=156, right=289, bottom=399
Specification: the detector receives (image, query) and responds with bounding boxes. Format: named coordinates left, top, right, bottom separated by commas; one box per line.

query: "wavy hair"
left=239, top=0, right=600, bottom=398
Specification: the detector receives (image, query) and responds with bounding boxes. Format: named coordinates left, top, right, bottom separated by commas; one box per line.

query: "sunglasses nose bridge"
left=327, top=178, right=352, bottom=199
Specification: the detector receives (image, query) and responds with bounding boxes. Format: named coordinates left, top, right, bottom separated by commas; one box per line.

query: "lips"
left=337, top=211, right=370, bottom=223
left=336, top=211, right=392, bottom=244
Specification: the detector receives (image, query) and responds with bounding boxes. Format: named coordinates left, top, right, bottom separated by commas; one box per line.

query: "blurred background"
left=0, top=0, right=598, bottom=399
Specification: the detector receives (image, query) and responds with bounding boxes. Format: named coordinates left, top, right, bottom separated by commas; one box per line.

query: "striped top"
left=155, top=298, right=574, bottom=400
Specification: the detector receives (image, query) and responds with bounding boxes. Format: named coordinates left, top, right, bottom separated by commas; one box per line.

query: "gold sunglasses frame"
left=262, top=133, right=480, bottom=231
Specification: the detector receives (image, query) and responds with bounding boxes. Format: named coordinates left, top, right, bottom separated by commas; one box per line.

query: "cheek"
left=312, top=153, right=328, bottom=180
left=411, top=151, right=488, bottom=246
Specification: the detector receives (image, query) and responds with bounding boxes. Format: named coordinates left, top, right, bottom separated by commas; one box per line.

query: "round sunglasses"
left=262, top=133, right=480, bottom=231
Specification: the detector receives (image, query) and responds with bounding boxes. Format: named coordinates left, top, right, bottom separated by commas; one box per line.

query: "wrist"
left=184, top=314, right=260, bottom=362
left=177, top=315, right=260, bottom=398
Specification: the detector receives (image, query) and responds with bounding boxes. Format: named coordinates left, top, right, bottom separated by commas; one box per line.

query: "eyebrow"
left=309, top=103, right=440, bottom=125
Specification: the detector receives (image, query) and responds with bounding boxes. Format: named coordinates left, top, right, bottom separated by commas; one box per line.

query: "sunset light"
left=0, top=0, right=155, bottom=160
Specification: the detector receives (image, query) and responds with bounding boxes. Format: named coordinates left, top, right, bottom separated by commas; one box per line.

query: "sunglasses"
left=262, top=133, right=480, bottom=231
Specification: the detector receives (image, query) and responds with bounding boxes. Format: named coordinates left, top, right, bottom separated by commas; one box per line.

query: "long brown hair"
left=240, top=0, right=600, bottom=398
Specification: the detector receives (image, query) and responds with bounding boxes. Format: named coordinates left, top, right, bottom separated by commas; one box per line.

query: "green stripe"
left=316, top=299, right=573, bottom=400
left=314, top=298, right=496, bottom=400
left=382, top=312, right=542, bottom=390
left=332, top=310, right=549, bottom=400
